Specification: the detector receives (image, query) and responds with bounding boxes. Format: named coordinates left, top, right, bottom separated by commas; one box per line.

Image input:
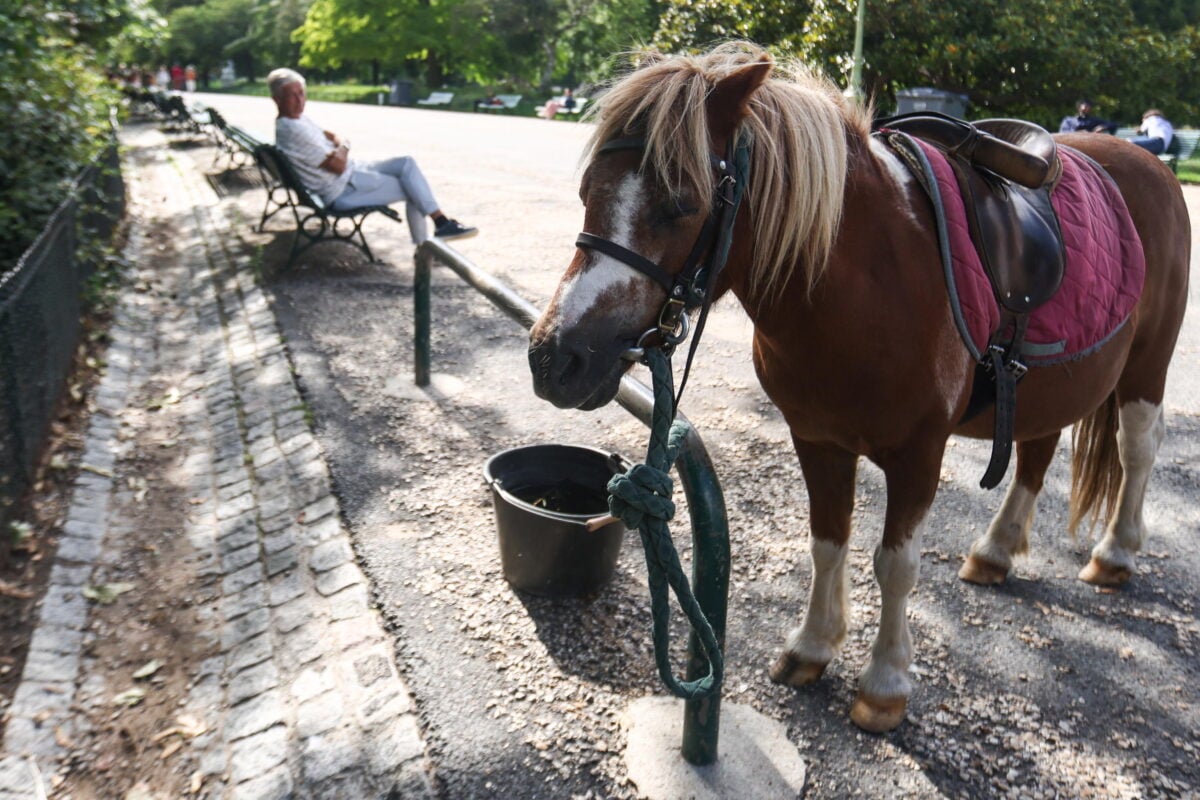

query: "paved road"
left=197, top=94, right=1199, bottom=799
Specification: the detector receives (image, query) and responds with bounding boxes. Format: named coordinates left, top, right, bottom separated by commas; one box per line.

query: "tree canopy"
left=0, top=0, right=163, bottom=263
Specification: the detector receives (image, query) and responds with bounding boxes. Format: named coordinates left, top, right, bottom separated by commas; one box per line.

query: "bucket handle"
left=587, top=452, right=633, bottom=532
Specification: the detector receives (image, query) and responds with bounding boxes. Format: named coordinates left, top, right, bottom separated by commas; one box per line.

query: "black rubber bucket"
left=483, top=444, right=631, bottom=597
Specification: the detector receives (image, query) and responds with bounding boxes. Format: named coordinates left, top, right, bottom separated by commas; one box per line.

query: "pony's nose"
left=528, top=337, right=588, bottom=400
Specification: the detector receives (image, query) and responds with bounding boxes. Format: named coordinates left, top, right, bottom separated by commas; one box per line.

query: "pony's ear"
left=706, top=56, right=773, bottom=135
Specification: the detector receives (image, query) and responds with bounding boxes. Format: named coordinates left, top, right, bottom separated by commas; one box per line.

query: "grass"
left=1175, top=157, right=1200, bottom=184
left=204, top=80, right=389, bottom=105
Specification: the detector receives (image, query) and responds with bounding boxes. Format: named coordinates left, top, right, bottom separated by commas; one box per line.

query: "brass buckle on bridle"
left=621, top=312, right=691, bottom=362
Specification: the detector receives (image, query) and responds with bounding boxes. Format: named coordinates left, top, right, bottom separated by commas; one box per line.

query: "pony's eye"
left=653, top=198, right=700, bottom=224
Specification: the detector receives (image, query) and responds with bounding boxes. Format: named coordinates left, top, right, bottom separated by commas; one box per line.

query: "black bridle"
left=575, top=133, right=751, bottom=406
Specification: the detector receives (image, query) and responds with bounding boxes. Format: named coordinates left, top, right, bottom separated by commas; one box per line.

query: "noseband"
left=575, top=134, right=751, bottom=369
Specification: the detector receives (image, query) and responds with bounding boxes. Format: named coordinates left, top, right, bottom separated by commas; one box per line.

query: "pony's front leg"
left=851, top=446, right=943, bottom=733
left=960, top=432, right=1061, bottom=584
left=770, top=440, right=857, bottom=687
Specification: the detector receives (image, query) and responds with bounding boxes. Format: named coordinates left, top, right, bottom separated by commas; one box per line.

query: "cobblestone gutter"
left=0, top=127, right=434, bottom=799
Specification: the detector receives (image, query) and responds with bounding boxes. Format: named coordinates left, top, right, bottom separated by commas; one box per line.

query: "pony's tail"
left=1068, top=393, right=1122, bottom=536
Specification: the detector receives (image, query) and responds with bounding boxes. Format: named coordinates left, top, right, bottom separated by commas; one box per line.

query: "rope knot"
left=607, top=464, right=676, bottom=530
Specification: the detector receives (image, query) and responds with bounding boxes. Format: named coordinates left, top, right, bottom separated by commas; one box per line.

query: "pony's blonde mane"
left=586, top=43, right=872, bottom=302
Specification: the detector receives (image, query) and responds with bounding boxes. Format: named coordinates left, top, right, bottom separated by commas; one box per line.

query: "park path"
left=0, top=126, right=434, bottom=798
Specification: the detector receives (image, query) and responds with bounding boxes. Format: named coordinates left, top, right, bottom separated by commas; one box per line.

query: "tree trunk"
left=424, top=53, right=443, bottom=89
left=539, top=40, right=556, bottom=91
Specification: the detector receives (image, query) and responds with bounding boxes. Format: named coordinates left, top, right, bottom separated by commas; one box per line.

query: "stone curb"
left=0, top=128, right=435, bottom=799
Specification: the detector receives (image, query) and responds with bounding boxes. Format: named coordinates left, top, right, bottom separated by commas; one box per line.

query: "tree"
left=0, top=0, right=163, bottom=264
left=654, top=0, right=811, bottom=52
left=168, top=0, right=256, bottom=81
left=800, top=0, right=1160, bottom=126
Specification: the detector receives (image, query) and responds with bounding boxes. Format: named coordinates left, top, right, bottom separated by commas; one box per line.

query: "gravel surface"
left=189, top=94, right=1199, bottom=799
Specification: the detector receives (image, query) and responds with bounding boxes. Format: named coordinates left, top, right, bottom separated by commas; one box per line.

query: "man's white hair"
left=267, top=68, right=305, bottom=98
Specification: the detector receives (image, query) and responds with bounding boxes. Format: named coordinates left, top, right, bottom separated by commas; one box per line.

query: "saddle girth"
left=875, top=113, right=1069, bottom=489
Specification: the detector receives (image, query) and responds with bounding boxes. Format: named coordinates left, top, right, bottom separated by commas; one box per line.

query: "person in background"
left=1059, top=99, right=1117, bottom=134
left=170, top=63, right=184, bottom=91
left=1129, top=109, right=1174, bottom=155
left=155, top=65, right=170, bottom=89
left=184, top=65, right=197, bottom=93
left=562, top=87, right=576, bottom=112
left=267, top=68, right=477, bottom=243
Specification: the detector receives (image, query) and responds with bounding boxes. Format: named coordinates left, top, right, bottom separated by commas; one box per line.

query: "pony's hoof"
left=849, top=693, right=907, bottom=733
left=768, top=652, right=827, bottom=687
left=1078, top=557, right=1132, bottom=586
left=958, top=554, right=1009, bottom=585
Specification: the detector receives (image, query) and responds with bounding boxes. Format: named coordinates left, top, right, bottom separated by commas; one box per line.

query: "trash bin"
left=895, top=87, right=969, bottom=119
left=389, top=79, right=414, bottom=106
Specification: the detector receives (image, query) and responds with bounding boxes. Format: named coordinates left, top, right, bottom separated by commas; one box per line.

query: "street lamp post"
left=848, top=0, right=866, bottom=101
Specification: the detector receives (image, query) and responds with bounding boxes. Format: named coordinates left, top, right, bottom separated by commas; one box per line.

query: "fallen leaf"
left=55, top=726, right=73, bottom=748
left=113, top=687, right=146, bottom=707
left=48, top=454, right=70, bottom=471
left=83, top=583, right=135, bottom=604
left=146, top=387, right=181, bottom=411
left=0, top=581, right=34, bottom=599
left=133, top=660, right=162, bottom=680
left=159, top=739, right=183, bottom=759
left=189, top=771, right=205, bottom=794
left=80, top=464, right=113, bottom=478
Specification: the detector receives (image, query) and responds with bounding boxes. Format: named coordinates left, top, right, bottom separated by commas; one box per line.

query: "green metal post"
left=677, top=429, right=730, bottom=765
left=414, top=249, right=432, bottom=387
left=417, top=239, right=731, bottom=766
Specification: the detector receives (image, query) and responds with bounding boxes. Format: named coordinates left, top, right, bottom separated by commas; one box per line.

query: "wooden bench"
left=204, top=107, right=263, bottom=171
left=476, top=94, right=523, bottom=113
left=416, top=91, right=454, bottom=107
left=1115, top=126, right=1199, bottom=173
left=253, top=144, right=402, bottom=268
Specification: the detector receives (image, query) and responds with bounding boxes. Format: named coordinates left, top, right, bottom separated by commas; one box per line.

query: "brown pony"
left=527, top=43, right=1190, bottom=732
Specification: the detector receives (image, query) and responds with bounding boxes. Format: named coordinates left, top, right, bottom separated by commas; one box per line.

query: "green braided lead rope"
left=606, top=347, right=723, bottom=700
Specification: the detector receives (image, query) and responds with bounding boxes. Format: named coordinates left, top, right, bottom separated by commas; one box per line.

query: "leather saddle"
left=874, top=111, right=1071, bottom=490
left=876, top=111, right=1066, bottom=315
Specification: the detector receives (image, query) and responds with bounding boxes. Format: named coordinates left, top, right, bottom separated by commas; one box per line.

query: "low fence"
left=0, top=141, right=125, bottom=530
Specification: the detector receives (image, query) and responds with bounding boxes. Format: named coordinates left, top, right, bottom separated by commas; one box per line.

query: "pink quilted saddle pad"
left=913, top=138, right=1146, bottom=365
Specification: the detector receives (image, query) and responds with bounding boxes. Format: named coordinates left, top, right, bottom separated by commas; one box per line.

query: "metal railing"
left=413, top=238, right=730, bottom=765
left=0, top=142, right=125, bottom=529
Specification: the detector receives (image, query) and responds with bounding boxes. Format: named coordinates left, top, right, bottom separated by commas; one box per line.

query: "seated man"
left=1059, top=99, right=1117, bottom=134
left=267, top=68, right=476, bottom=242
left=1130, top=108, right=1174, bottom=155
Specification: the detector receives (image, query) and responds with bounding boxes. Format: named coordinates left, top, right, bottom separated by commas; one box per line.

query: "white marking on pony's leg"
left=784, top=539, right=849, bottom=666
left=969, top=483, right=1037, bottom=572
left=557, top=173, right=658, bottom=329
left=858, top=528, right=922, bottom=702
left=1089, top=400, right=1164, bottom=572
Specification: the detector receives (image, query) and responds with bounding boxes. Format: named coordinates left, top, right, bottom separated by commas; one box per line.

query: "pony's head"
left=528, top=42, right=866, bottom=410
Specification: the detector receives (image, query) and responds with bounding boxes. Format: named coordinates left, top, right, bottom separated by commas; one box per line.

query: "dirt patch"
left=54, top=371, right=215, bottom=799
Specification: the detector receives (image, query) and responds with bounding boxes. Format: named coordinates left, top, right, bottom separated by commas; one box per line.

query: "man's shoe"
left=434, top=219, right=478, bottom=241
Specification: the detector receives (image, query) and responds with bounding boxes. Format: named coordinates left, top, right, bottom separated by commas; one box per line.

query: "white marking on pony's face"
left=868, top=138, right=920, bottom=224
left=557, top=172, right=660, bottom=329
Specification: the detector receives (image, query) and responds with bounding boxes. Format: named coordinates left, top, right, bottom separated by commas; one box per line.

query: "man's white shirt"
left=275, top=115, right=353, bottom=204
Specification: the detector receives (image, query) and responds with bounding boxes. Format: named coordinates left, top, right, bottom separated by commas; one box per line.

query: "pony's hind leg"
left=1079, top=400, right=1165, bottom=585
left=960, top=432, right=1062, bottom=584
left=770, top=440, right=856, bottom=687
left=851, top=443, right=943, bottom=733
